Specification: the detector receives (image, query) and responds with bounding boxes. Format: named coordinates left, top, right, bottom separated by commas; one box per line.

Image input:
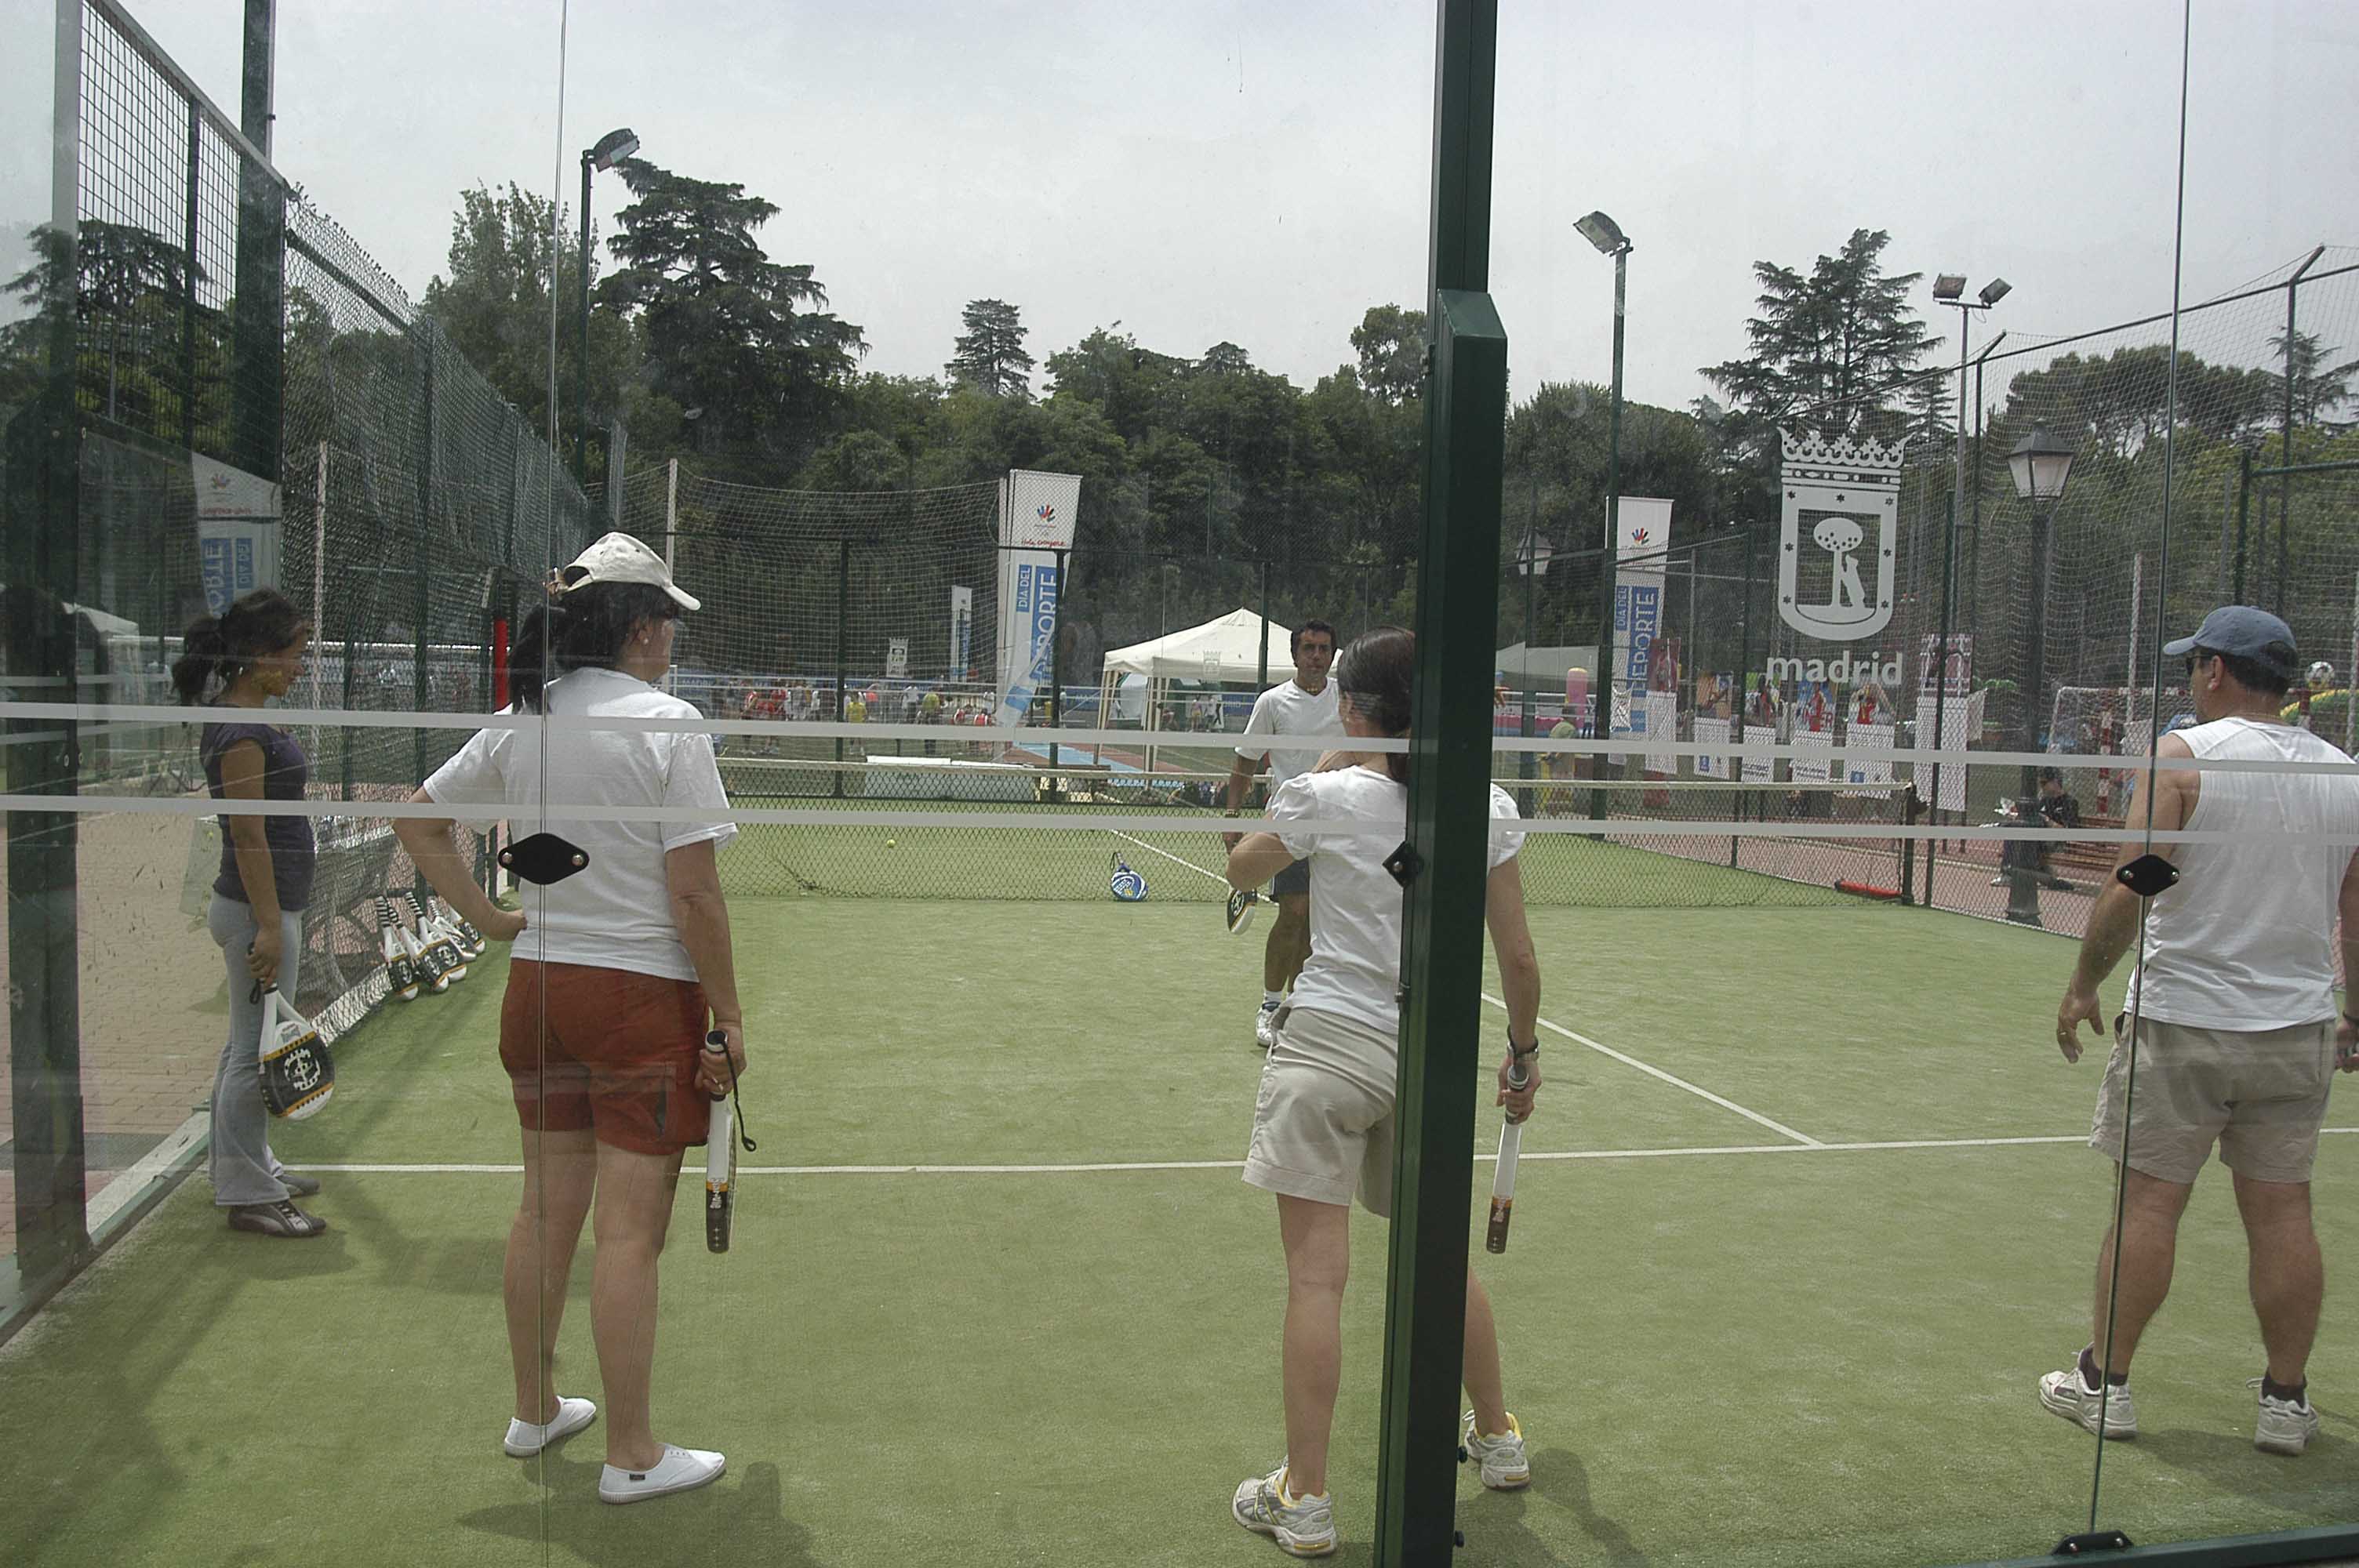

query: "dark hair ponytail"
left=507, top=580, right=677, bottom=713
left=1336, top=625, right=1414, bottom=785
left=171, top=588, right=309, bottom=704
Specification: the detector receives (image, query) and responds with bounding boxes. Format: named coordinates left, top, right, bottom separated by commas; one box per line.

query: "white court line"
left=1481, top=995, right=1823, bottom=1147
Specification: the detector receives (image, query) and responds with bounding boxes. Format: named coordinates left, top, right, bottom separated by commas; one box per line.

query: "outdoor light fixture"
left=577, top=128, right=643, bottom=481
left=1978, top=277, right=2012, bottom=307
left=2008, top=426, right=2075, bottom=505
left=1574, top=210, right=1630, bottom=256
left=1515, top=530, right=1554, bottom=578
left=588, top=127, right=639, bottom=171
left=1933, top=274, right=1967, bottom=300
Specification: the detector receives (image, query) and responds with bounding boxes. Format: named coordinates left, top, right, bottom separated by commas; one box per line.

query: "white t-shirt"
left=424, top=667, right=736, bottom=982
left=2126, top=716, right=2359, bottom=1029
left=1270, top=768, right=1524, bottom=1034
left=1238, top=679, right=1345, bottom=793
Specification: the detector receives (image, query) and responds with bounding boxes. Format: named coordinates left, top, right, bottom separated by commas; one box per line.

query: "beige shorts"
left=1244, top=1006, right=1399, bottom=1216
left=2091, top=1014, right=2336, bottom=1185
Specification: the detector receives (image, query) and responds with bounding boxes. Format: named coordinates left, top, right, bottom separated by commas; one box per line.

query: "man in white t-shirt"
left=1223, top=619, right=1341, bottom=1049
left=2045, top=606, right=2359, bottom=1458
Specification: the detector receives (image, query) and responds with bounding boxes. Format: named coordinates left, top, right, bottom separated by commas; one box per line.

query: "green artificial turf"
left=5, top=897, right=2355, bottom=1567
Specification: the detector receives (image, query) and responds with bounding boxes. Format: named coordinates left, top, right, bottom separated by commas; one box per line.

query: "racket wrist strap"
left=1507, top=1036, right=1539, bottom=1059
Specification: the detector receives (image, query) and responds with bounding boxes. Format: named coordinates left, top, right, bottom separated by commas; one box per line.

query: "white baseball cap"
left=554, top=532, right=700, bottom=612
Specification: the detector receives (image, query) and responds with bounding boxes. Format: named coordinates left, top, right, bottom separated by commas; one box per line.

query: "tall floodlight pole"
left=578, top=128, right=640, bottom=484
left=1576, top=211, right=1630, bottom=792
left=1515, top=528, right=1553, bottom=799
left=2002, top=426, right=2076, bottom=927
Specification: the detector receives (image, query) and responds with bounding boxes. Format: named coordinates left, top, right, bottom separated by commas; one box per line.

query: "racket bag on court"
left=257, top=984, right=335, bottom=1120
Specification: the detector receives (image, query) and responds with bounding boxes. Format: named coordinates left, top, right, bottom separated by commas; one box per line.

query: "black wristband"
left=1508, top=1038, right=1539, bottom=1059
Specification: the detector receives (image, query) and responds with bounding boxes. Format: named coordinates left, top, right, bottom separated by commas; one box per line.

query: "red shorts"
left=499, top=960, right=712, bottom=1154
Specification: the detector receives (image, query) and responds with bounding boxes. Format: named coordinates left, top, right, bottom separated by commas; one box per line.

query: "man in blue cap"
left=2042, top=606, right=2359, bottom=1457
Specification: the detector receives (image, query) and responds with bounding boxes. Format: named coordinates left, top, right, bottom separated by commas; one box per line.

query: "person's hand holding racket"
left=1496, top=1046, right=1540, bottom=1122
left=246, top=924, right=284, bottom=987
left=696, top=1018, right=746, bottom=1098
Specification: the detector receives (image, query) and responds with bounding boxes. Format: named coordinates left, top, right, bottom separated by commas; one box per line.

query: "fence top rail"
left=87, top=0, right=289, bottom=195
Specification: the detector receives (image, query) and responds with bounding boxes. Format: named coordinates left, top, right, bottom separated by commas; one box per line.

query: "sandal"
left=227, top=1200, right=329, bottom=1238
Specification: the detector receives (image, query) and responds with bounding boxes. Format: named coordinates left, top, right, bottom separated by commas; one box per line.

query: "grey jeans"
left=206, top=895, right=304, bottom=1207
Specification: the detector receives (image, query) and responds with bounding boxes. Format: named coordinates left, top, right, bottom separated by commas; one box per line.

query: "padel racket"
left=1226, top=887, right=1260, bottom=935
left=408, top=891, right=469, bottom=983
left=256, top=982, right=336, bottom=1120
left=703, top=1028, right=755, bottom=1254
left=1485, top=1058, right=1532, bottom=1254
left=376, top=895, right=420, bottom=1001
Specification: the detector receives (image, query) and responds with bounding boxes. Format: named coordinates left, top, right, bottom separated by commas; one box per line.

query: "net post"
left=834, top=538, right=850, bottom=798
left=1048, top=546, right=1067, bottom=787
left=1375, top=3, right=1502, bottom=1562
left=230, top=0, right=280, bottom=485
left=2234, top=446, right=2250, bottom=604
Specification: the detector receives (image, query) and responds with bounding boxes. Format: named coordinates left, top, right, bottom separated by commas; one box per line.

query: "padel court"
left=7, top=893, right=2354, bottom=1568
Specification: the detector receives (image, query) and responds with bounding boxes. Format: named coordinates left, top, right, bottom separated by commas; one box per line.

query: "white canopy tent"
left=1093, top=608, right=1295, bottom=769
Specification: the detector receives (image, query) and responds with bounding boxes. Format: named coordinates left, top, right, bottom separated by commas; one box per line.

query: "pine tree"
left=946, top=299, right=1034, bottom=399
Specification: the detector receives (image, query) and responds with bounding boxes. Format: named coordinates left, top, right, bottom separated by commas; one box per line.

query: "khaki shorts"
left=1244, top=1005, right=1399, bottom=1215
left=2091, top=1014, right=2335, bottom=1185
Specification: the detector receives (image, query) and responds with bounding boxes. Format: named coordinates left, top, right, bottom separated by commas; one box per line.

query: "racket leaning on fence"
left=1485, top=1058, right=1532, bottom=1254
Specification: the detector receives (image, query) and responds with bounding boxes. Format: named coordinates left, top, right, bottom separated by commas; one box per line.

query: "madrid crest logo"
left=1776, top=428, right=1903, bottom=641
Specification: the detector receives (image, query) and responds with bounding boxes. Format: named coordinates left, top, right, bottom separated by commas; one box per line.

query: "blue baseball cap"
left=2162, top=605, right=2298, bottom=681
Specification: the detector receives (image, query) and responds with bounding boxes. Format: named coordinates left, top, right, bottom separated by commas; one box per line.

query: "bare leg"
left=1274, top=895, right=1312, bottom=993
left=507, top=1127, right=597, bottom=1423
left=2091, top=1165, right=2194, bottom=1377
left=1463, top=1270, right=1510, bottom=1436
left=1276, top=1193, right=1351, bottom=1499
left=2233, top=1172, right=2323, bottom=1386
left=591, top=1142, right=685, bottom=1470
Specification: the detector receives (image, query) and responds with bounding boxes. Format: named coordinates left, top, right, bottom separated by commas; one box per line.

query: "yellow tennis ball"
left=885, top=838, right=897, bottom=848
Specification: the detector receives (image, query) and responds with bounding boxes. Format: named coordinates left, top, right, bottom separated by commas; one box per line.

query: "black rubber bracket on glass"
left=1384, top=840, right=1423, bottom=889
left=2052, top=1529, right=2133, bottom=1555
left=2114, top=853, right=2179, bottom=899
left=499, top=832, right=590, bottom=886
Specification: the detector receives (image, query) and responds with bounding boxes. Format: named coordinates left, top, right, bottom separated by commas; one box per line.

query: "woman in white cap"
left=395, top=532, right=747, bottom=1504
left=1223, top=624, right=1543, bottom=1557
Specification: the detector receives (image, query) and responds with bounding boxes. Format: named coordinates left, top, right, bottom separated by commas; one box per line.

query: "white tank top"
left=2126, top=716, right=2359, bottom=1029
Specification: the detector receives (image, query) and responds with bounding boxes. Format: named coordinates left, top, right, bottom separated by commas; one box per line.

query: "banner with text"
left=193, top=454, right=283, bottom=617
left=1609, top=496, right=1674, bottom=739
left=996, top=470, right=1081, bottom=723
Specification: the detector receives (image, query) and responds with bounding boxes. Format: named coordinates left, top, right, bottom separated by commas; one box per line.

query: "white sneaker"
left=2251, top=1379, right=2320, bottom=1456
left=1462, top=1410, right=1530, bottom=1489
left=599, top=1444, right=726, bottom=1504
left=1232, top=1464, right=1335, bottom=1557
left=1255, top=1001, right=1281, bottom=1051
left=2040, top=1360, right=2137, bottom=1439
left=503, top=1396, right=598, bottom=1457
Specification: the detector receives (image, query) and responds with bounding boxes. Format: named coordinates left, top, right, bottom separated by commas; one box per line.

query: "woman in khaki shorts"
left=397, top=533, right=747, bottom=1505
left=1223, top=626, right=1544, bottom=1558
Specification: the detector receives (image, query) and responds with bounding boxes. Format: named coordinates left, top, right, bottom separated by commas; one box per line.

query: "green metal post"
left=834, top=539, right=849, bottom=799
left=1257, top=557, right=1271, bottom=691
left=413, top=343, right=435, bottom=789
left=231, top=0, right=280, bottom=484
left=2234, top=447, right=2251, bottom=603
left=7, top=0, right=90, bottom=1301
left=576, top=152, right=594, bottom=484
left=1373, top=4, right=1506, bottom=1563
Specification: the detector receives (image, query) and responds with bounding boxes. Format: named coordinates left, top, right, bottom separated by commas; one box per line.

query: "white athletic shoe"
left=503, top=1396, right=598, bottom=1457
left=2251, top=1379, right=2320, bottom=1456
left=1232, top=1465, right=1335, bottom=1557
left=1461, top=1410, right=1531, bottom=1490
left=2040, top=1360, right=2137, bottom=1439
left=599, top=1444, right=726, bottom=1504
left=1256, top=1001, right=1281, bottom=1051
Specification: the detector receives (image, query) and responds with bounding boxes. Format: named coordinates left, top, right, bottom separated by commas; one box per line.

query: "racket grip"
left=705, top=1096, right=735, bottom=1255
left=1485, top=1196, right=1513, bottom=1254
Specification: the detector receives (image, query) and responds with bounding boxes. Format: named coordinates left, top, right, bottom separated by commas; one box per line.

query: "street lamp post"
left=2001, top=425, right=2077, bottom=927
left=578, top=127, right=640, bottom=485
left=1576, top=210, right=1630, bottom=789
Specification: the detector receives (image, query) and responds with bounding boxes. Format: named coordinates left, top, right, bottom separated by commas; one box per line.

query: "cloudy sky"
left=5, top=0, right=2355, bottom=412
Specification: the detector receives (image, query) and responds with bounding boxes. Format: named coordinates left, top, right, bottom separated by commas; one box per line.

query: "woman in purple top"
left=174, top=589, right=325, bottom=1238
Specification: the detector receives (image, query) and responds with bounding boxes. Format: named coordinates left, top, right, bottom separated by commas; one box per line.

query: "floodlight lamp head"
left=587, top=129, right=640, bottom=171
left=1932, top=274, right=1967, bottom=301
left=1978, top=277, right=2012, bottom=306
left=1575, top=211, right=1630, bottom=256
